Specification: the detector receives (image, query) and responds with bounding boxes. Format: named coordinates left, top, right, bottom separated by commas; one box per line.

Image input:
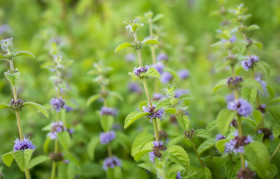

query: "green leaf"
left=100, top=115, right=114, bottom=132
left=0, top=104, right=10, bottom=110
left=0, top=54, right=5, bottom=59
left=217, top=109, right=236, bottom=135
left=133, top=141, right=153, bottom=161
left=14, top=51, right=35, bottom=58
left=23, top=102, right=49, bottom=118
left=28, top=155, right=50, bottom=169
left=167, top=135, right=185, bottom=147
left=115, top=132, right=131, bottom=152
left=57, top=131, right=71, bottom=151
left=140, top=67, right=160, bottom=79
left=58, top=163, right=67, bottom=179
left=176, top=115, right=190, bottom=131
left=131, top=132, right=154, bottom=157
left=253, top=110, right=262, bottom=125
left=124, top=111, right=148, bottom=129
left=115, top=42, right=133, bottom=52
left=212, top=79, right=227, bottom=93
left=2, top=152, right=14, bottom=167
left=4, top=71, right=20, bottom=86
left=215, top=139, right=229, bottom=153
left=109, top=92, right=123, bottom=101
left=196, top=129, right=212, bottom=139
left=245, top=142, right=270, bottom=178
left=64, top=153, right=80, bottom=168
left=268, top=96, right=280, bottom=104
left=87, top=136, right=100, bottom=160
left=13, top=149, right=34, bottom=171
left=273, top=125, right=280, bottom=138
left=241, top=87, right=257, bottom=104
left=197, top=139, right=216, bottom=155
left=242, top=79, right=263, bottom=92
left=164, top=108, right=177, bottom=114
left=167, top=145, right=190, bottom=168
left=246, top=24, right=260, bottom=31
left=253, top=41, right=263, bottom=50
left=257, top=61, right=271, bottom=77
left=87, top=94, right=101, bottom=106
left=142, top=39, right=160, bottom=45
left=224, top=159, right=239, bottom=179
left=202, top=167, right=212, bottom=179
left=155, top=99, right=170, bottom=110
left=152, top=14, right=164, bottom=22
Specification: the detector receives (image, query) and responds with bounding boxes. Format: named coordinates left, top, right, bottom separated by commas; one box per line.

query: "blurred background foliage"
left=0, top=0, right=280, bottom=178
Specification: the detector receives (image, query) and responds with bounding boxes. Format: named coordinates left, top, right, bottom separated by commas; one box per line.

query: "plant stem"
left=152, top=118, right=159, bottom=141
left=271, top=142, right=280, bottom=160
left=107, top=144, right=112, bottom=157
left=25, top=169, right=31, bottom=179
left=191, top=140, right=205, bottom=168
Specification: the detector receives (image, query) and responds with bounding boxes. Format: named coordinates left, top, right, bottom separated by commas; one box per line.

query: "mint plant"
left=0, top=38, right=48, bottom=179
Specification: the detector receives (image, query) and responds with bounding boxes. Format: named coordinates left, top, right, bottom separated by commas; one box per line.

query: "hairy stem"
left=191, top=140, right=205, bottom=168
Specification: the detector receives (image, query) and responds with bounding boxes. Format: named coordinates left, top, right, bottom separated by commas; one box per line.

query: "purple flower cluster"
left=225, top=132, right=252, bottom=154
left=103, top=156, right=121, bottom=170
left=255, top=75, right=267, bottom=92
left=149, top=141, right=166, bottom=162
left=153, top=93, right=163, bottom=101
left=50, top=97, right=66, bottom=112
left=177, top=69, right=189, bottom=80
left=13, top=138, right=35, bottom=151
left=125, top=53, right=136, bottom=62
left=128, top=82, right=142, bottom=93
left=227, top=76, right=243, bottom=88
left=100, top=131, right=116, bottom=144
left=229, top=35, right=236, bottom=43
left=157, top=52, right=168, bottom=62
left=227, top=99, right=252, bottom=116
left=134, top=66, right=149, bottom=77
left=161, top=72, right=173, bottom=84
left=241, top=55, right=259, bottom=71
left=226, top=94, right=235, bottom=103
left=175, top=89, right=190, bottom=98
left=48, top=121, right=65, bottom=139
left=216, top=134, right=225, bottom=141
left=143, top=105, right=164, bottom=122
left=257, top=128, right=274, bottom=140
left=236, top=167, right=255, bottom=179
left=152, top=63, right=164, bottom=74
left=100, top=107, right=118, bottom=116
left=176, top=171, right=182, bottom=179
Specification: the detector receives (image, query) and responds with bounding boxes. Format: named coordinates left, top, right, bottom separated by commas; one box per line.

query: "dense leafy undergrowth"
left=0, top=0, right=280, bottom=179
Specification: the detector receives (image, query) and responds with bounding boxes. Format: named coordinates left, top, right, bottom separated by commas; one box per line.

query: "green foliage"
left=23, top=102, right=49, bottom=118
left=87, top=136, right=100, bottom=160
left=57, top=131, right=71, bottom=151
left=217, top=109, right=236, bottom=135
left=124, top=111, right=148, bottom=129
left=13, top=149, right=34, bottom=172
left=167, top=145, right=190, bottom=168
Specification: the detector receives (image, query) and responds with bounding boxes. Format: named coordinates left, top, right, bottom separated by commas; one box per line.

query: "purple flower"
left=153, top=93, right=163, bottom=101
left=0, top=37, right=13, bottom=51
left=103, top=156, right=121, bottom=170
left=229, top=35, right=236, bottom=43
left=0, top=24, right=10, bottom=34
left=134, top=66, right=149, bottom=77
left=125, top=53, right=136, bottom=62
left=176, top=171, right=182, bottom=179
left=157, top=52, right=168, bottom=62
left=50, top=97, right=66, bottom=112
left=241, top=55, right=259, bottom=71
left=64, top=105, right=73, bottom=112
left=227, top=99, right=252, bottom=116
left=216, top=134, right=225, bottom=141
left=177, top=69, right=189, bottom=80
left=152, top=63, right=164, bottom=74
left=48, top=121, right=65, bottom=140
left=227, top=76, right=243, bottom=88
left=257, top=128, right=274, bottom=141
left=142, top=105, right=164, bottom=122
left=161, top=72, right=173, bottom=84
left=149, top=141, right=166, bottom=162
left=225, top=133, right=252, bottom=154
left=236, top=167, right=255, bottom=179
left=13, top=138, right=35, bottom=151
left=226, top=94, right=235, bottom=103
left=100, top=107, right=118, bottom=116
left=100, top=131, right=116, bottom=144
left=128, top=82, right=142, bottom=93
left=175, top=89, right=190, bottom=98
left=255, top=75, right=267, bottom=92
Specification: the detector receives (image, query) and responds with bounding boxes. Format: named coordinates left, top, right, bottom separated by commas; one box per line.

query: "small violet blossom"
left=100, top=131, right=116, bottom=144
left=48, top=121, right=65, bottom=140
left=50, top=97, right=66, bottom=112
left=134, top=66, right=149, bottom=77
left=241, top=55, right=259, bottom=71
left=103, top=156, right=121, bottom=170
left=161, top=72, right=173, bottom=84
left=177, top=69, right=189, bottom=80
left=157, top=52, right=168, bottom=62
left=227, top=99, right=252, bottom=116
left=149, top=141, right=166, bottom=162
left=225, top=132, right=252, bottom=154
left=13, top=138, right=35, bottom=151
left=143, top=105, right=164, bottom=122
left=100, top=107, right=118, bottom=116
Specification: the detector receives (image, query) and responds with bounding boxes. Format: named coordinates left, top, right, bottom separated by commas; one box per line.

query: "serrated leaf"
left=0, top=104, right=10, bottom=110
left=155, top=99, right=170, bottom=110
left=257, top=61, right=271, bottom=77
left=245, top=142, right=270, bottom=178
left=167, top=135, right=185, bottom=147
left=217, top=109, right=236, bottom=135
left=142, top=39, right=160, bottom=45
left=124, top=111, right=148, bottom=129
left=28, top=155, right=50, bottom=169
left=87, top=136, right=100, bottom=160
left=273, top=125, right=280, bottom=138
left=115, top=42, right=133, bottom=52
left=176, top=115, right=190, bottom=131
left=14, top=51, right=35, bottom=58
left=23, top=102, right=49, bottom=118
left=167, top=145, right=190, bottom=168
left=87, top=94, right=101, bottom=106
left=57, top=131, right=70, bottom=151
left=4, top=71, right=20, bottom=86
left=2, top=152, right=14, bottom=167
left=253, top=110, right=262, bottom=125
left=242, top=79, right=263, bottom=92
left=196, top=129, right=212, bottom=139
left=13, top=149, right=34, bottom=171
left=215, top=139, right=229, bottom=153
left=241, top=87, right=257, bottom=104
left=133, top=141, right=153, bottom=161
left=197, top=139, right=216, bottom=155
left=140, top=67, right=160, bottom=79
left=212, top=79, right=227, bottom=93
left=131, top=132, right=153, bottom=157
